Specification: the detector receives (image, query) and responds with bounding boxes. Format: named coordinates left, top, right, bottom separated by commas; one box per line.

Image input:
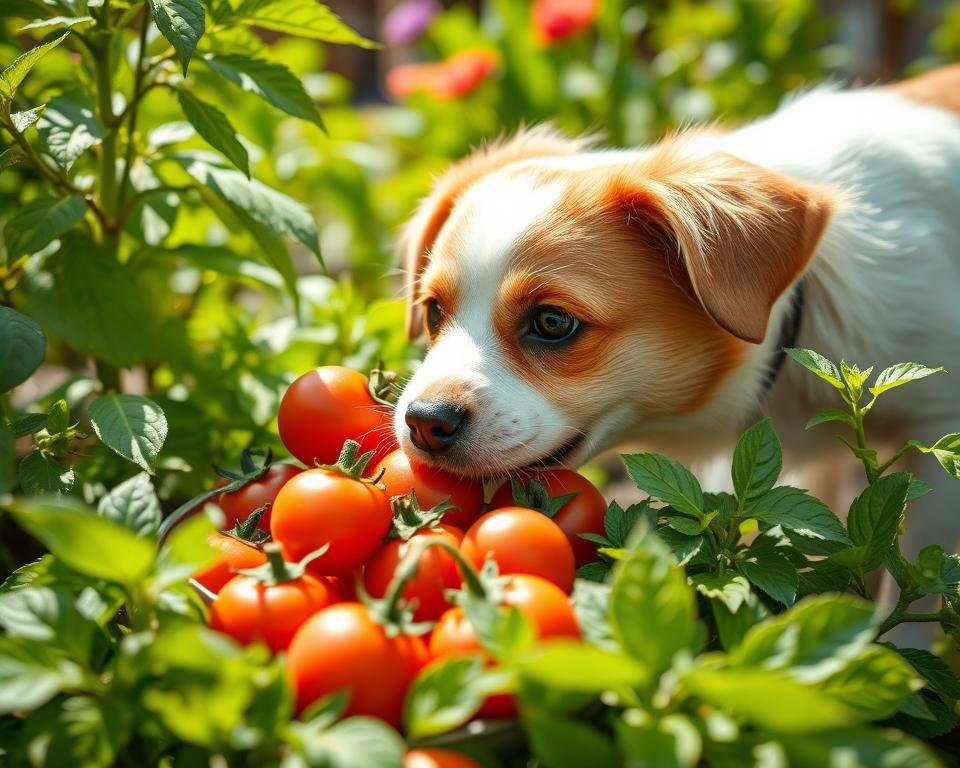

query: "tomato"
left=490, top=470, right=606, bottom=567
left=287, top=602, right=428, bottom=726
left=405, top=749, right=482, bottom=768
left=209, top=571, right=342, bottom=653
left=215, top=463, right=302, bottom=531
left=375, top=450, right=484, bottom=530
left=429, top=574, right=580, bottom=717
left=193, top=534, right=267, bottom=594
left=271, top=468, right=392, bottom=575
left=363, top=526, right=464, bottom=622
left=460, top=507, right=575, bottom=593
left=278, top=366, right=395, bottom=468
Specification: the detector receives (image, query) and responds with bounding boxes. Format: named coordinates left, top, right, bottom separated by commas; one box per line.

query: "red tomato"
left=193, top=534, right=267, bottom=594
left=363, top=526, right=464, bottom=622
left=460, top=507, right=575, bottom=593
left=533, top=0, right=599, bottom=45
left=490, top=470, right=606, bottom=567
left=209, top=572, right=342, bottom=653
left=278, top=366, right=396, bottom=468
left=287, top=602, right=428, bottom=726
left=375, top=450, right=484, bottom=530
left=405, top=749, right=482, bottom=768
left=429, top=574, right=580, bottom=717
left=271, top=468, right=392, bottom=575
left=215, top=463, right=302, bottom=531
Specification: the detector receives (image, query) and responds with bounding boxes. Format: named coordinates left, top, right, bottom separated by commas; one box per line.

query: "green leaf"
left=403, top=655, right=491, bottom=740
left=869, top=363, right=944, bottom=397
left=4, top=195, right=85, bottom=258
left=610, top=531, right=698, bottom=678
left=0, top=147, right=24, bottom=171
left=896, top=647, right=960, bottom=700
left=19, top=451, right=75, bottom=495
left=750, top=485, right=850, bottom=545
left=142, top=244, right=284, bottom=289
left=737, top=541, right=798, bottom=606
left=9, top=496, right=156, bottom=583
left=176, top=89, right=249, bottom=176
left=820, top=645, right=921, bottom=721
left=36, top=94, right=105, bottom=171
left=293, top=716, right=405, bottom=768
left=622, top=453, right=704, bottom=519
left=689, top=572, right=751, bottom=614
left=784, top=347, right=844, bottom=389
left=616, top=714, right=702, bottom=768
left=572, top=580, right=617, bottom=651
left=10, top=104, right=45, bottom=132
left=148, top=0, right=206, bottom=74
left=14, top=695, right=129, bottom=768
left=525, top=709, right=620, bottom=768
left=89, top=394, right=167, bottom=473
left=19, top=15, right=95, bottom=32
left=46, top=398, right=69, bottom=435
left=655, top=527, right=704, bottom=566
left=0, top=306, right=45, bottom=393
left=154, top=510, right=219, bottom=590
left=0, top=586, right=96, bottom=661
left=228, top=0, right=376, bottom=47
left=710, top=591, right=769, bottom=651
left=663, top=510, right=716, bottom=536
left=520, top=640, right=648, bottom=693
left=805, top=407, right=855, bottom=429
left=603, top=499, right=651, bottom=547
left=779, top=728, right=942, bottom=768
left=181, top=156, right=319, bottom=255
left=97, top=472, right=162, bottom=537
left=912, top=545, right=960, bottom=596
left=913, top=433, right=960, bottom=480
left=890, top=691, right=959, bottom=741
left=0, top=32, right=69, bottom=99
left=0, top=425, right=14, bottom=494
left=732, top=418, right=782, bottom=510
left=730, top=594, right=876, bottom=681
left=462, top=596, right=536, bottom=661
left=203, top=52, right=324, bottom=128
left=0, top=636, right=83, bottom=715
left=840, top=360, right=873, bottom=401
left=832, top=472, right=909, bottom=571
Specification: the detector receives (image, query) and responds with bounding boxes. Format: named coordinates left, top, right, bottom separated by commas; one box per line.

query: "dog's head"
left=394, top=126, right=833, bottom=476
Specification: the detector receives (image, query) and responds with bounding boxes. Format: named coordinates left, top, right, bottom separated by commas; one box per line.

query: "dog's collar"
left=759, top=281, right=805, bottom=396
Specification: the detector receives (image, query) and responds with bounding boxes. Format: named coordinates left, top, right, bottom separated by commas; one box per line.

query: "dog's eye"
left=425, top=299, right=443, bottom=336
left=530, top=306, right=580, bottom=343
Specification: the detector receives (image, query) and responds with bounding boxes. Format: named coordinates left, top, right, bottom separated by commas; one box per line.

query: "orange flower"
left=532, top=0, right=600, bottom=45
left=387, top=49, right=498, bottom=101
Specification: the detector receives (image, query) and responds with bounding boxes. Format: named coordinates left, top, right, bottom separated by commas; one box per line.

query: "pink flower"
left=387, top=49, right=498, bottom=100
left=382, top=0, right=442, bottom=46
left=532, top=0, right=600, bottom=45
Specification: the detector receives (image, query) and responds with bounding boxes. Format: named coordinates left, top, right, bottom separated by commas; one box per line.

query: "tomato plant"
left=193, top=533, right=267, bottom=594
left=216, top=462, right=302, bottom=531
left=460, top=507, right=576, bottom=593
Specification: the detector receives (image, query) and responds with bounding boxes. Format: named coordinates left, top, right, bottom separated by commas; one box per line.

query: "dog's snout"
left=405, top=399, right=468, bottom=454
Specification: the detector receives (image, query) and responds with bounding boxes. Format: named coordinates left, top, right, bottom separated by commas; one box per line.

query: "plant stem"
left=851, top=405, right=878, bottom=483
left=94, top=0, right=120, bottom=259
left=877, top=602, right=942, bottom=637
left=116, top=8, right=150, bottom=224
left=875, top=442, right=917, bottom=476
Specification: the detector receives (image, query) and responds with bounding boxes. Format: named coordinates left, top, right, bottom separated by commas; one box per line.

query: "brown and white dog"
left=394, top=66, right=960, bottom=561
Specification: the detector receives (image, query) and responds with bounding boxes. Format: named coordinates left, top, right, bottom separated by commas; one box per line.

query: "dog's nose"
left=405, top=399, right=467, bottom=454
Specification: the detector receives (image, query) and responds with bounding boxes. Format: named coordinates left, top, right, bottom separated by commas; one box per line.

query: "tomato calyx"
left=368, top=360, right=400, bottom=407
left=238, top=542, right=329, bottom=586
left=229, top=506, right=270, bottom=543
left=504, top=476, right=577, bottom=518
left=390, top=490, right=459, bottom=541
left=314, top=439, right=385, bottom=484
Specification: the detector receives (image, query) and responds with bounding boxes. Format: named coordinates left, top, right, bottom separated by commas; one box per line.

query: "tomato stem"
left=316, top=439, right=380, bottom=483
left=264, top=543, right=290, bottom=582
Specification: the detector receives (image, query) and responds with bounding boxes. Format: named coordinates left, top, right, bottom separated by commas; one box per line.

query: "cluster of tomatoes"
left=191, top=366, right=608, bottom=764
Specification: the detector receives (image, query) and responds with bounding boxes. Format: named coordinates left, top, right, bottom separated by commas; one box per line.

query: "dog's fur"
left=394, top=66, right=960, bottom=562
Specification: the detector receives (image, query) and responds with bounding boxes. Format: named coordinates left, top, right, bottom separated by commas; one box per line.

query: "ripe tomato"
left=375, top=450, right=484, bottom=530
left=405, top=749, right=482, bottom=768
left=490, top=470, right=606, bottom=567
left=460, top=507, right=575, bottom=593
left=209, top=571, right=342, bottom=653
left=287, top=602, right=428, bottom=726
left=271, top=468, right=392, bottom=575
left=363, top=526, right=464, bottom=622
left=193, top=534, right=267, bottom=594
left=278, top=366, right=395, bottom=468
left=429, top=574, right=580, bottom=717
left=215, top=463, right=302, bottom=531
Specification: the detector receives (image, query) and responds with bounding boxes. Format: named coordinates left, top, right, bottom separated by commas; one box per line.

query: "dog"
left=393, top=66, right=960, bottom=565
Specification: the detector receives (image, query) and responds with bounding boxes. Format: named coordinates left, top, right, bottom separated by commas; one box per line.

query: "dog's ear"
left=609, top=149, right=834, bottom=343
left=401, top=125, right=592, bottom=339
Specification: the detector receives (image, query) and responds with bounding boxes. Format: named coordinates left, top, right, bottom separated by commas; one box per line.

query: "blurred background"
left=2, top=0, right=960, bottom=528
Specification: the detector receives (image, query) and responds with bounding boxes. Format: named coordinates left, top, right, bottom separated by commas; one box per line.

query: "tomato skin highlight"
left=277, top=366, right=395, bottom=467
left=428, top=574, right=580, bottom=717
left=490, top=469, right=606, bottom=567
left=270, top=468, right=392, bottom=575
left=209, top=573, right=342, bottom=653
left=404, top=748, right=482, bottom=768
left=215, top=463, right=302, bottom=531
left=363, top=526, right=465, bottom=622
left=193, top=534, right=267, bottom=594
left=287, top=603, right=428, bottom=727
left=460, top=507, right=576, bottom=593
left=375, top=450, right=485, bottom=530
